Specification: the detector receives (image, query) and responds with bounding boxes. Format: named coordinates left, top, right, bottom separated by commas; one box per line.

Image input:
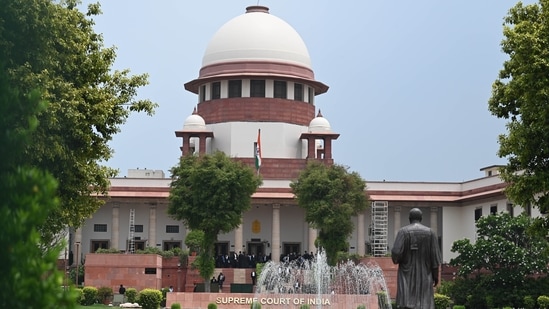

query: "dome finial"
left=246, top=5, right=269, bottom=14
left=192, top=106, right=198, bottom=115
left=317, top=109, right=323, bottom=118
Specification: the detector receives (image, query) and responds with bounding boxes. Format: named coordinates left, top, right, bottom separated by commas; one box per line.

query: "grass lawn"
left=76, top=305, right=111, bottom=309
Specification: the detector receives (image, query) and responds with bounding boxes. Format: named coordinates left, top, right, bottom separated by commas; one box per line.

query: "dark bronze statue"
left=391, top=208, right=442, bottom=309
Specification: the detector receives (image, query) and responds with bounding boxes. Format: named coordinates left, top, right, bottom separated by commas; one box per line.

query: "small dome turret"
left=183, top=108, right=206, bottom=131
left=308, top=110, right=332, bottom=132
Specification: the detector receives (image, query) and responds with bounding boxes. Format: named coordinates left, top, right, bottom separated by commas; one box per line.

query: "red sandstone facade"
left=197, top=97, right=315, bottom=126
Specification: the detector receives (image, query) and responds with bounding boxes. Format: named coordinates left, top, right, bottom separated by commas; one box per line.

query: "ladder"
left=371, top=201, right=388, bottom=257
left=128, top=209, right=135, bottom=253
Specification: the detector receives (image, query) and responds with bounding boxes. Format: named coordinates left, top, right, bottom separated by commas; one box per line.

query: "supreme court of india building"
left=70, top=5, right=539, bottom=269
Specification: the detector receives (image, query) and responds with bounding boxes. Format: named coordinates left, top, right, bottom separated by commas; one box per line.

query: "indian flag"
left=255, top=129, right=262, bottom=172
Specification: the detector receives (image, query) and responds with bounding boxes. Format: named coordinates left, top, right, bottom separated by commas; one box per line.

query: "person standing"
left=251, top=270, right=257, bottom=285
left=391, top=208, right=442, bottom=309
left=118, top=284, right=126, bottom=295
left=217, top=272, right=225, bottom=290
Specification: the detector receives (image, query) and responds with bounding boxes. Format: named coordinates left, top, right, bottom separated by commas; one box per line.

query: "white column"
left=394, top=206, right=401, bottom=241
left=149, top=206, right=157, bottom=248
left=430, top=206, right=438, bottom=235
left=308, top=226, right=317, bottom=254
left=74, top=228, right=82, bottom=286
left=184, top=227, right=191, bottom=250
left=357, top=212, right=365, bottom=256
left=112, top=205, right=119, bottom=250
left=235, top=224, right=243, bottom=254
left=272, top=204, right=281, bottom=262
left=74, top=228, right=82, bottom=266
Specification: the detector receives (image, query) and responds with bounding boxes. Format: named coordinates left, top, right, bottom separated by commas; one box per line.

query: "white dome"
left=183, top=113, right=206, bottom=131
left=202, top=6, right=312, bottom=69
left=308, top=112, right=332, bottom=133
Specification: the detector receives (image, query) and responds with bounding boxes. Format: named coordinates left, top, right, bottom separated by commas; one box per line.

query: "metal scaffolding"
left=371, top=201, right=388, bottom=257
left=128, top=208, right=135, bottom=253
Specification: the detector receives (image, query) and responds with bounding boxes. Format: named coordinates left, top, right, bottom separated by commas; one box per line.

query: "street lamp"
left=75, top=242, right=80, bottom=287
left=177, top=262, right=181, bottom=292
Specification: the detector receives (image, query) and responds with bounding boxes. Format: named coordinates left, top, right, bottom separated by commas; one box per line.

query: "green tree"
left=451, top=213, right=549, bottom=281
left=0, top=64, right=76, bottom=308
left=290, top=161, right=369, bottom=266
left=0, top=0, right=157, bottom=246
left=185, top=229, right=205, bottom=254
left=488, top=0, right=549, bottom=215
left=168, top=152, right=262, bottom=291
left=450, top=213, right=549, bottom=307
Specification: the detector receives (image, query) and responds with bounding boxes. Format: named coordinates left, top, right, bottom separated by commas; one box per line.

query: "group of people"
left=280, top=251, right=317, bottom=267
left=216, top=251, right=271, bottom=268
left=210, top=272, right=226, bottom=290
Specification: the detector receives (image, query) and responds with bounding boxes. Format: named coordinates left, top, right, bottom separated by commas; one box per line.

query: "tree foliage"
left=168, top=152, right=262, bottom=288
left=0, top=64, right=76, bottom=308
left=185, top=230, right=204, bottom=253
left=450, top=213, right=549, bottom=285
left=290, top=161, right=369, bottom=266
left=0, top=0, right=157, bottom=245
left=450, top=213, right=549, bottom=307
left=488, top=0, right=549, bottom=214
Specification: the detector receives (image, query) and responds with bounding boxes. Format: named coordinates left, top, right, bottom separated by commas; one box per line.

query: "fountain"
left=254, top=250, right=391, bottom=308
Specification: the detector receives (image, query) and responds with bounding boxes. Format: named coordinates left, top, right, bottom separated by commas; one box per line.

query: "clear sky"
left=82, top=0, right=534, bottom=182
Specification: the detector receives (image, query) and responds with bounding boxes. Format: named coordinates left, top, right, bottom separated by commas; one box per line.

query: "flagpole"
left=255, top=129, right=262, bottom=176
left=254, top=142, right=259, bottom=176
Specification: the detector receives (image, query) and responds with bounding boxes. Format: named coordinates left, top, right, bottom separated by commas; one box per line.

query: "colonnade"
left=74, top=204, right=440, bottom=263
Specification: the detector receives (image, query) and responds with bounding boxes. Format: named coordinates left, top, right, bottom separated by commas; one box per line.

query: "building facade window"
left=163, top=241, right=182, bottom=251
left=490, top=205, right=498, bottom=215
left=228, top=80, right=242, bottom=98
left=135, top=241, right=146, bottom=251
left=250, top=80, right=265, bottom=97
left=283, top=243, right=301, bottom=256
left=211, top=82, right=221, bottom=100
left=94, top=224, right=107, bottom=232
left=144, top=268, right=157, bottom=274
left=474, top=208, right=482, bottom=222
left=134, top=225, right=144, bottom=233
left=273, top=80, right=287, bottom=99
left=507, top=203, right=514, bottom=217
left=294, top=83, right=303, bottom=101
left=127, top=239, right=146, bottom=251
left=215, top=242, right=229, bottom=256
left=308, top=87, right=314, bottom=103
left=166, top=225, right=179, bottom=233
left=91, top=240, right=109, bottom=252
left=200, top=85, right=206, bottom=102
